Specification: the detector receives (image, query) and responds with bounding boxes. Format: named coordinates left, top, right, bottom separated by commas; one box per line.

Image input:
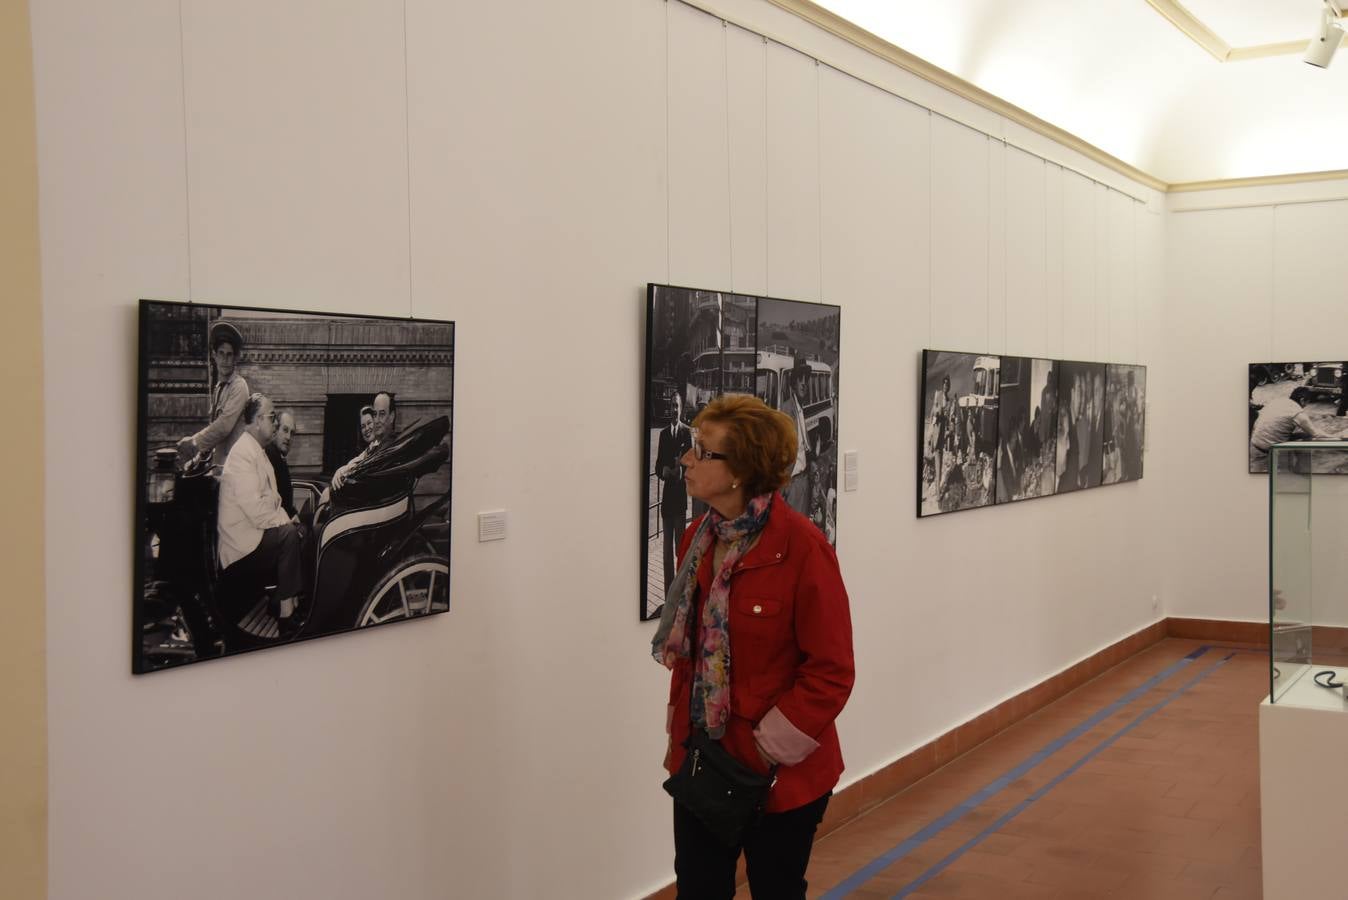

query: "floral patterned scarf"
left=651, top=493, right=775, bottom=738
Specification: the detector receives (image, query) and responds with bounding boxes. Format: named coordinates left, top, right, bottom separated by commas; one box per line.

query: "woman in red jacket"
left=652, top=394, right=855, bottom=899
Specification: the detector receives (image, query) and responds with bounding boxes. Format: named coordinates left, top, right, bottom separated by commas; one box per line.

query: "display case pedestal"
left=1259, top=688, right=1348, bottom=899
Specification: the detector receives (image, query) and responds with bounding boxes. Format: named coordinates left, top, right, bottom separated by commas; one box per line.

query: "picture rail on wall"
left=918, top=348, right=1146, bottom=519
left=641, top=284, right=842, bottom=621
left=134, top=299, right=455, bottom=674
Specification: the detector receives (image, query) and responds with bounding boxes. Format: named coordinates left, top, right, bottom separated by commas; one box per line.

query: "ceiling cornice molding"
left=1168, top=168, right=1348, bottom=193
left=757, top=0, right=1167, bottom=192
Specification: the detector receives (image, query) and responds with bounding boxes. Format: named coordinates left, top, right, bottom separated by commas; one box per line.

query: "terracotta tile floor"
left=762, top=639, right=1268, bottom=899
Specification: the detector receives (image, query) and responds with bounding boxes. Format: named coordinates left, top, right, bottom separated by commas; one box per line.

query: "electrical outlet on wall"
left=1151, top=593, right=1160, bottom=613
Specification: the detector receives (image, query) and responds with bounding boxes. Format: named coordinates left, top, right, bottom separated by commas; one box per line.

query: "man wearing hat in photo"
left=177, top=320, right=249, bottom=469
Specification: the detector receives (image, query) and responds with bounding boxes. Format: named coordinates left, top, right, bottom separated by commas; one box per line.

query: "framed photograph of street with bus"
left=918, top=350, right=1001, bottom=517
left=134, top=299, right=454, bottom=674
left=641, top=284, right=842, bottom=621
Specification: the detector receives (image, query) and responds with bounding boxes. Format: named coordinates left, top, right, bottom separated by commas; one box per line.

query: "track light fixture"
left=1305, top=1, right=1345, bottom=68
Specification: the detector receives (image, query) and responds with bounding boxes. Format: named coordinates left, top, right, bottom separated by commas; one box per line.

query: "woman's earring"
left=731, top=481, right=738, bottom=490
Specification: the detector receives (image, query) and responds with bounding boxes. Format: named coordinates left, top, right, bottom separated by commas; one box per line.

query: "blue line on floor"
left=889, top=653, right=1234, bottom=899
left=818, top=645, right=1212, bottom=900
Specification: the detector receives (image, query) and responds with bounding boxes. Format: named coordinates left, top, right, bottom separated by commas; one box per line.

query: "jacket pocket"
left=733, top=595, right=784, bottom=620
left=730, top=595, right=793, bottom=652
left=730, top=678, right=776, bottom=724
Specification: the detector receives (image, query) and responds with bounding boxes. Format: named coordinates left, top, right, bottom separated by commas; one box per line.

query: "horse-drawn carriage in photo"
left=138, top=416, right=452, bottom=672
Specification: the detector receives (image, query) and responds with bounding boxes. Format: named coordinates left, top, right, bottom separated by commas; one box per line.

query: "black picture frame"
left=917, top=349, right=1146, bottom=519
left=640, top=284, right=841, bottom=622
left=1248, top=360, right=1348, bottom=474
left=918, top=349, right=1001, bottom=517
left=133, top=299, right=455, bottom=674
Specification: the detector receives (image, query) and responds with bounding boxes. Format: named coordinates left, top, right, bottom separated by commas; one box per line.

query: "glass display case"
left=1269, top=441, right=1348, bottom=707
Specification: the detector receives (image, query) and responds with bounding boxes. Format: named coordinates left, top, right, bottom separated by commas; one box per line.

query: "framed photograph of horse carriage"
left=134, top=299, right=454, bottom=673
left=641, top=284, right=841, bottom=622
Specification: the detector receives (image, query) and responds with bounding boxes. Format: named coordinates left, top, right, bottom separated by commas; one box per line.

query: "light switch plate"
left=843, top=450, right=858, bottom=492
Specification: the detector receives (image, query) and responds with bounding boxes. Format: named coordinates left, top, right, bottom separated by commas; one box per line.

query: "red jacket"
left=665, top=496, right=855, bottom=813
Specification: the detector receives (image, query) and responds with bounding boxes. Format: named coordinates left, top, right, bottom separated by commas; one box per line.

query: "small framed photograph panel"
left=996, top=356, right=1059, bottom=503
left=919, top=350, right=1000, bottom=517
left=1102, top=363, right=1146, bottom=485
left=1054, top=360, right=1106, bottom=493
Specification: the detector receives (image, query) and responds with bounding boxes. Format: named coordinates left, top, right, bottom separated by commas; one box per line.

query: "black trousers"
left=661, top=507, right=685, bottom=593
left=224, top=523, right=302, bottom=614
left=673, top=793, right=829, bottom=900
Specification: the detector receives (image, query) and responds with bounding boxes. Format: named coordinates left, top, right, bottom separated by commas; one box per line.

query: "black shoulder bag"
left=663, top=728, right=777, bottom=847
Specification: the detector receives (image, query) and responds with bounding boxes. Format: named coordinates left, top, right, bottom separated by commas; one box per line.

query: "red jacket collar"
left=734, top=493, right=793, bottom=572
left=689, top=494, right=799, bottom=589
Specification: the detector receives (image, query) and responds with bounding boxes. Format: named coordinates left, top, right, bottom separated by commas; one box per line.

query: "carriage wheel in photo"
left=357, top=553, right=450, bottom=627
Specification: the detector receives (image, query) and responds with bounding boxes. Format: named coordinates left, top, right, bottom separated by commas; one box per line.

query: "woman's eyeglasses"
left=690, top=431, right=730, bottom=462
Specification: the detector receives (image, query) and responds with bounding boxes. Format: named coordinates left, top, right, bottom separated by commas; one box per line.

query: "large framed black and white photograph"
left=919, top=350, right=1000, bottom=517
left=996, top=357, right=1058, bottom=504
left=1249, top=361, right=1348, bottom=474
left=641, top=284, right=841, bottom=621
left=135, top=300, right=454, bottom=673
left=1102, top=363, right=1146, bottom=485
left=1054, top=360, right=1105, bottom=494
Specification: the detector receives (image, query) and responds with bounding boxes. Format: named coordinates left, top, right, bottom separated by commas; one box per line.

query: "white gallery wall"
left=34, top=1, right=1165, bottom=898
left=1164, top=186, right=1348, bottom=626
